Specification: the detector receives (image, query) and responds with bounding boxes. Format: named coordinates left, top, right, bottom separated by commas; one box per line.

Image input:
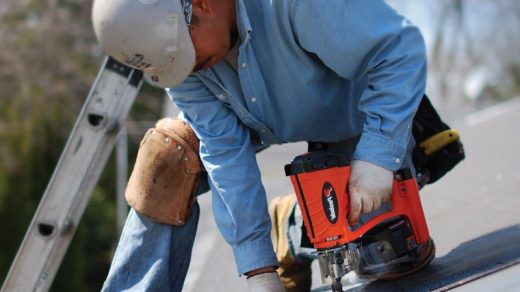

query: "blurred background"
left=0, top=0, right=519, bottom=291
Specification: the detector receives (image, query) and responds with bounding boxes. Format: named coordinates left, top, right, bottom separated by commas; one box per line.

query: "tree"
left=429, top=0, right=520, bottom=103
left=388, top=0, right=520, bottom=120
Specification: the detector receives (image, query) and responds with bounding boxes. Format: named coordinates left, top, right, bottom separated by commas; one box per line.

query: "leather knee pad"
left=126, top=117, right=202, bottom=225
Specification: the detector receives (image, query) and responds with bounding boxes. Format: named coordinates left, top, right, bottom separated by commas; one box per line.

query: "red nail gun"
left=284, top=151, right=430, bottom=291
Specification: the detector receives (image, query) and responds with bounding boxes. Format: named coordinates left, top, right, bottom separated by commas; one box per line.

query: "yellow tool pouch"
left=125, top=118, right=202, bottom=225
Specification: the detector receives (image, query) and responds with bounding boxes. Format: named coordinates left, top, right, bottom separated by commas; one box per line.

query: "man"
left=92, top=0, right=433, bottom=290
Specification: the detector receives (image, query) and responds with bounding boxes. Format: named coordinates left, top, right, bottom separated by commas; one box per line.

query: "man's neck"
left=225, top=39, right=240, bottom=71
left=227, top=0, right=239, bottom=50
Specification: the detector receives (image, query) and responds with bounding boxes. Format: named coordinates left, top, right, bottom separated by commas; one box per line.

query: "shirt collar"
left=235, top=0, right=252, bottom=42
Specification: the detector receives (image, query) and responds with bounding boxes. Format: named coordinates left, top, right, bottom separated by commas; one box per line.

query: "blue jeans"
left=102, top=166, right=277, bottom=292
left=101, top=204, right=200, bottom=292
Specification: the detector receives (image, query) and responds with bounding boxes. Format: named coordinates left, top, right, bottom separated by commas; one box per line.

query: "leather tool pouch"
left=412, top=95, right=465, bottom=185
left=126, top=118, right=202, bottom=225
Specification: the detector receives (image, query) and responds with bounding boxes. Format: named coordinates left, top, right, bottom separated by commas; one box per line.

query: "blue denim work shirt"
left=167, top=0, right=427, bottom=275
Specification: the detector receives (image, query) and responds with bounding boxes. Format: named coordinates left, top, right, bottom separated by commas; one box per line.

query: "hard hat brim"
left=144, top=35, right=196, bottom=89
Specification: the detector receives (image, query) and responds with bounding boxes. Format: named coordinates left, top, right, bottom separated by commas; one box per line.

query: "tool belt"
left=125, top=118, right=202, bottom=225
left=412, top=95, right=465, bottom=185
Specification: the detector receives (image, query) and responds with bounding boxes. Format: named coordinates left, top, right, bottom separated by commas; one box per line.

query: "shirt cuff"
left=352, top=132, right=408, bottom=171
left=232, top=238, right=278, bottom=275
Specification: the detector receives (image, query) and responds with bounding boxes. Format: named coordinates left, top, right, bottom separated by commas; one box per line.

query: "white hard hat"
left=92, top=0, right=195, bottom=88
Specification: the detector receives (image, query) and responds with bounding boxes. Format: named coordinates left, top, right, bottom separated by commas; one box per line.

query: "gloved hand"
left=247, top=272, right=286, bottom=292
left=348, top=160, right=394, bottom=226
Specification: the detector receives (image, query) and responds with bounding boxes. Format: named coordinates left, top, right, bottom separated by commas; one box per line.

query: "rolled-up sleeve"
left=292, top=0, right=426, bottom=170
left=167, top=76, right=277, bottom=274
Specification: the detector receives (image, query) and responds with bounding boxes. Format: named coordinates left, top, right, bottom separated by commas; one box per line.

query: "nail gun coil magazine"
left=285, top=151, right=352, bottom=249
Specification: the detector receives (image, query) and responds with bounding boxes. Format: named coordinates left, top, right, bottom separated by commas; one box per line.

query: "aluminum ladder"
left=1, top=56, right=143, bottom=292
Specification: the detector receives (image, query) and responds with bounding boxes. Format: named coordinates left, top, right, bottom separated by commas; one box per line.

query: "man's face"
left=189, top=0, right=237, bottom=72
left=190, top=21, right=232, bottom=72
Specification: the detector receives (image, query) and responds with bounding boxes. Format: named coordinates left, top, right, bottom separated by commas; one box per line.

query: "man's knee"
left=125, top=117, right=202, bottom=225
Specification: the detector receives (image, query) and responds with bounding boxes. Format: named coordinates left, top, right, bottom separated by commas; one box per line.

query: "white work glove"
left=348, top=159, right=394, bottom=226
left=247, top=272, right=286, bottom=292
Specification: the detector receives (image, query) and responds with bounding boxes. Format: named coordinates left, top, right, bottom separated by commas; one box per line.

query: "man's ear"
left=192, top=0, right=213, bottom=15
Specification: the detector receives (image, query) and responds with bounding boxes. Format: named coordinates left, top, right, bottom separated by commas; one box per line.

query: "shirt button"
left=395, top=157, right=401, bottom=164
left=241, top=62, right=247, bottom=68
left=250, top=97, right=257, bottom=103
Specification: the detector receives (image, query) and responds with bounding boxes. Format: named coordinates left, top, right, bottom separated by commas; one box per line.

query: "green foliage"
left=0, top=94, right=75, bottom=288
